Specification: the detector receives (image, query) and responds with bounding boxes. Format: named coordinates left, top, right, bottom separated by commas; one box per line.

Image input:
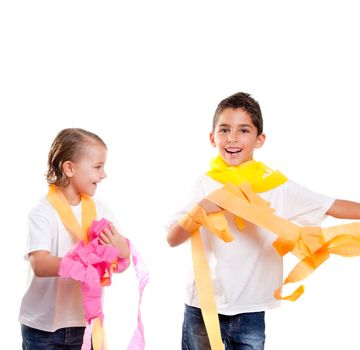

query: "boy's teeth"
left=226, top=148, right=241, bottom=154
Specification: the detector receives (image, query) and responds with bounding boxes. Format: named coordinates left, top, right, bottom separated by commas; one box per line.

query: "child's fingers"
left=101, top=226, right=114, bottom=239
left=108, top=221, right=119, bottom=235
left=99, top=232, right=111, bottom=245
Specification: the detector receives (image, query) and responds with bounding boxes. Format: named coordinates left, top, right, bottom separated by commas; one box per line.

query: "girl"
left=19, top=128, right=130, bottom=349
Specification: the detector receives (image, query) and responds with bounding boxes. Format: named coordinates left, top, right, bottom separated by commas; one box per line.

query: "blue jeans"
left=21, top=324, right=91, bottom=350
left=182, top=304, right=265, bottom=350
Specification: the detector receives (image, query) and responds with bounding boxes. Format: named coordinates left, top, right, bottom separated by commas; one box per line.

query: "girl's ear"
left=62, top=161, right=74, bottom=178
left=255, top=133, right=266, bottom=149
left=209, top=132, right=216, bottom=147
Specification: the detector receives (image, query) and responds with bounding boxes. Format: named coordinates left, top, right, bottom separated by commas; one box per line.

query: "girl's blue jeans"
left=182, top=304, right=265, bottom=350
left=21, top=324, right=90, bottom=350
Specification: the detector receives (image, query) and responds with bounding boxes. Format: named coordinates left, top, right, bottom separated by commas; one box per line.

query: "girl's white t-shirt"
left=167, top=175, right=335, bottom=315
left=19, top=196, right=116, bottom=332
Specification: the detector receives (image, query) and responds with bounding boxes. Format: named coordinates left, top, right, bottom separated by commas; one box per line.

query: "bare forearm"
left=116, top=235, right=130, bottom=259
left=167, top=223, right=192, bottom=247
left=29, top=251, right=61, bottom=277
left=167, top=199, right=222, bottom=247
left=326, top=199, right=360, bottom=219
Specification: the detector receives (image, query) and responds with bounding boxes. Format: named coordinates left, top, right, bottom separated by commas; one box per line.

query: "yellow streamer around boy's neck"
left=207, top=156, right=288, bottom=191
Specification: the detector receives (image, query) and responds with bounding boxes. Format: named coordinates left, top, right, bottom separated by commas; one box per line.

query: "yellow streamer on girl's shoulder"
left=47, top=184, right=96, bottom=244
left=46, top=185, right=106, bottom=350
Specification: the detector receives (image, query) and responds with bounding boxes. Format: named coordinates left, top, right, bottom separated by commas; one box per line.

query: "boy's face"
left=210, top=108, right=265, bottom=166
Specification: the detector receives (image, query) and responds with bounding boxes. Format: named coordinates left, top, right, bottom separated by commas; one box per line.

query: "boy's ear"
left=255, top=133, right=266, bottom=149
left=62, top=161, right=75, bottom=178
left=209, top=132, right=216, bottom=147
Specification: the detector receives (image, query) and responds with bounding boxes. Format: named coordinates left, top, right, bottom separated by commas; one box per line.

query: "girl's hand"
left=99, top=221, right=130, bottom=259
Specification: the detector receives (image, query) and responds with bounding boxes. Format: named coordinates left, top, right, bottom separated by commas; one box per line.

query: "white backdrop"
left=1, top=1, right=360, bottom=349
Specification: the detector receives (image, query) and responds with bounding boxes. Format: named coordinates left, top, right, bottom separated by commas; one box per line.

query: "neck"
left=58, top=186, right=81, bottom=206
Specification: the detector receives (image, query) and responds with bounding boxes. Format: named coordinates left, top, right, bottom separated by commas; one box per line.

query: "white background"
left=1, top=1, right=360, bottom=349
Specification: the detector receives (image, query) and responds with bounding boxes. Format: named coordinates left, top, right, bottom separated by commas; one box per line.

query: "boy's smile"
left=210, top=107, right=265, bottom=166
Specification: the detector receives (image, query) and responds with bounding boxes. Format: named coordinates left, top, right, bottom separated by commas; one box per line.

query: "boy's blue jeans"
left=182, top=304, right=265, bottom=350
left=21, top=324, right=91, bottom=350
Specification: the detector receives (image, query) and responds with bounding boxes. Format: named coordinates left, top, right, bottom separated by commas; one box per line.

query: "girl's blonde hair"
left=46, top=128, right=107, bottom=187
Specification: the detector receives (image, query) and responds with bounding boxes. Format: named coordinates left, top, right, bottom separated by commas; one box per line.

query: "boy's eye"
left=218, top=128, right=230, bottom=133
left=95, top=166, right=102, bottom=169
left=240, top=128, right=250, bottom=133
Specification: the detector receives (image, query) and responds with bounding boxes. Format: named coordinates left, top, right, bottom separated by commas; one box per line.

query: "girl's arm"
left=29, top=251, right=61, bottom=277
left=326, top=199, right=360, bottom=219
left=167, top=198, right=222, bottom=247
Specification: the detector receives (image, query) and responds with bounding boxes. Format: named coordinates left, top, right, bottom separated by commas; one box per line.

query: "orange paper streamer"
left=47, top=185, right=107, bottom=350
left=183, top=182, right=360, bottom=349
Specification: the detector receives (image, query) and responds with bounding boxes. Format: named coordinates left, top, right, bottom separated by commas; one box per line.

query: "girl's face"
left=67, top=143, right=107, bottom=197
left=210, top=107, right=265, bottom=166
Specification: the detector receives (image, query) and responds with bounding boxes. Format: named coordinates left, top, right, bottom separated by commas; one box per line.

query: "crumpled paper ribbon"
left=59, top=218, right=149, bottom=350
left=181, top=182, right=360, bottom=350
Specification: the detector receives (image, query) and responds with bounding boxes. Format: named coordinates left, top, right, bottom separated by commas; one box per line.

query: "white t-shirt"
left=167, top=175, right=335, bottom=315
left=19, top=196, right=116, bottom=332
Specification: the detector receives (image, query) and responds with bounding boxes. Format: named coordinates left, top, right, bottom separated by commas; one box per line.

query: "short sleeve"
left=281, top=180, right=335, bottom=225
left=25, top=198, right=59, bottom=259
left=26, top=213, right=53, bottom=256
left=165, top=176, right=207, bottom=230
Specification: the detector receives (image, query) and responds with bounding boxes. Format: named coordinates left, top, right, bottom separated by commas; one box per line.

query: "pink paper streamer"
left=58, top=218, right=149, bottom=350
left=127, top=241, right=150, bottom=350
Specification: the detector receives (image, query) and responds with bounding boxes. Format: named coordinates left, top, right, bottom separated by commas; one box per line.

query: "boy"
left=166, top=92, right=360, bottom=350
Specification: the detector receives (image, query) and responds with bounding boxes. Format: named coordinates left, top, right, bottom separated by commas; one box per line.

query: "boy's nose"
left=227, top=132, right=238, bottom=142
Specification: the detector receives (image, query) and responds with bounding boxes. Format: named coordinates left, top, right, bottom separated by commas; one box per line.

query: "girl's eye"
left=95, top=166, right=102, bottom=169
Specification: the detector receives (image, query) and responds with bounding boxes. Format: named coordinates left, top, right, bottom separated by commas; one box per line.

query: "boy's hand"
left=198, top=198, right=223, bottom=215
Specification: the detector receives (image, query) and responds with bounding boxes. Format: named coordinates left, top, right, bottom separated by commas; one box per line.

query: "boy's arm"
left=167, top=199, right=222, bottom=247
left=326, top=199, right=360, bottom=219
left=167, top=223, right=192, bottom=247
left=29, top=251, right=61, bottom=277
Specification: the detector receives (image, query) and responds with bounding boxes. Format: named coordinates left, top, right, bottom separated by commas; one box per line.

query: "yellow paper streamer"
left=207, top=157, right=288, bottom=192
left=46, top=185, right=106, bottom=350
left=182, top=175, right=360, bottom=349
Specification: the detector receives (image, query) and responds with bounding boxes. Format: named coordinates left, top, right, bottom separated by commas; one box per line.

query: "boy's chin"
left=222, top=155, right=251, bottom=167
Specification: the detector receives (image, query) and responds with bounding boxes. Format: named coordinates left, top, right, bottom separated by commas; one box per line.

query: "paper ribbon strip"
left=126, top=241, right=150, bottom=350
left=180, top=182, right=360, bottom=350
left=47, top=184, right=96, bottom=244
left=48, top=185, right=149, bottom=349
left=59, top=218, right=128, bottom=350
left=59, top=218, right=150, bottom=350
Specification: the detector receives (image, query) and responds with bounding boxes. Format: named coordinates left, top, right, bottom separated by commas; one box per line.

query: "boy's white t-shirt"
left=167, top=175, right=335, bottom=315
left=19, top=196, right=116, bottom=332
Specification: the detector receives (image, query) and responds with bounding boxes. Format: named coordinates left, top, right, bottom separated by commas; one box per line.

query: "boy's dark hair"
left=46, top=128, right=107, bottom=187
left=212, top=92, right=263, bottom=135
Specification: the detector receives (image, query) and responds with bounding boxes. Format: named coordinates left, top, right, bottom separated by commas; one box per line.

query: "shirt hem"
left=185, top=300, right=281, bottom=315
left=19, top=316, right=86, bottom=332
